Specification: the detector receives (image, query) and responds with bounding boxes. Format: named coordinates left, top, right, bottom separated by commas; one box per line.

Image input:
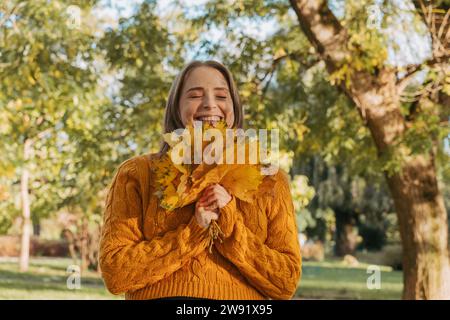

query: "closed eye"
left=189, top=95, right=227, bottom=100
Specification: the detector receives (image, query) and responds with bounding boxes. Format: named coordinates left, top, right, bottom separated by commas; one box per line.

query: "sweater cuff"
left=188, top=215, right=209, bottom=244
left=217, top=195, right=238, bottom=239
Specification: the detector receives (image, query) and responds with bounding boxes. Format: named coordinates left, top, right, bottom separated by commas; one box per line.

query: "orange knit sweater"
left=98, top=153, right=302, bottom=300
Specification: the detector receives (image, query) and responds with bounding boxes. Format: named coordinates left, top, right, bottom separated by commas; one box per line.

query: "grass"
left=0, top=257, right=402, bottom=300
left=0, top=257, right=122, bottom=300
left=297, top=259, right=403, bottom=300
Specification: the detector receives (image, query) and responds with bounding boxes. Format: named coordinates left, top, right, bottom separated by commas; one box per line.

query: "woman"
left=98, top=60, right=302, bottom=300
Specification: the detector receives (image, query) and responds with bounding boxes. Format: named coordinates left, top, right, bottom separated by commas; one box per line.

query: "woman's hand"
left=194, top=184, right=232, bottom=229
left=198, top=184, right=232, bottom=210
left=195, top=201, right=219, bottom=229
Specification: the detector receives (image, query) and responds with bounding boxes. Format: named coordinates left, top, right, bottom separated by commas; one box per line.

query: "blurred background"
left=0, top=0, right=448, bottom=300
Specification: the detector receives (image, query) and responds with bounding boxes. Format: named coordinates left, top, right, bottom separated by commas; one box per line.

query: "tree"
left=0, top=0, right=188, bottom=273
left=0, top=0, right=107, bottom=271
left=288, top=0, right=449, bottom=298
left=100, top=0, right=187, bottom=156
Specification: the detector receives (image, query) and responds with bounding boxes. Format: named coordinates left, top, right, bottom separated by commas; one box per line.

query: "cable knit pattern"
left=99, top=153, right=302, bottom=300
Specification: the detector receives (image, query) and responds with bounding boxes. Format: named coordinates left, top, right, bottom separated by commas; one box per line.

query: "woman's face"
left=179, top=66, right=235, bottom=128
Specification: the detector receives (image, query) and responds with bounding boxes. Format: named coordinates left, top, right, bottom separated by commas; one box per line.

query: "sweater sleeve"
left=99, top=158, right=209, bottom=295
left=214, top=171, right=302, bottom=300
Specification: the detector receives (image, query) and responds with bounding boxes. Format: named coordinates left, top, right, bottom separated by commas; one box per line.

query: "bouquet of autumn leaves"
left=153, top=120, right=278, bottom=252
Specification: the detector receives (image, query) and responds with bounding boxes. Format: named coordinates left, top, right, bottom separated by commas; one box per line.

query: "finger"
left=199, top=192, right=217, bottom=202
left=207, top=183, right=222, bottom=193
left=214, top=189, right=228, bottom=200
left=202, top=188, right=216, bottom=198
left=199, top=199, right=212, bottom=208
left=212, top=184, right=226, bottom=193
left=203, top=210, right=219, bottom=221
left=200, top=186, right=229, bottom=206
left=203, top=184, right=216, bottom=194
left=207, top=186, right=228, bottom=200
left=200, top=196, right=218, bottom=207
left=204, top=202, right=218, bottom=211
left=199, top=193, right=212, bottom=201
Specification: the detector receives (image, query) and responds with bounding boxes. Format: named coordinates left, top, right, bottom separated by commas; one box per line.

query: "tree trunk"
left=62, top=228, right=78, bottom=266
left=385, top=154, right=450, bottom=299
left=19, top=139, right=32, bottom=272
left=32, top=215, right=40, bottom=236
left=88, top=223, right=101, bottom=272
left=352, top=69, right=450, bottom=299
left=334, top=209, right=358, bottom=256
left=79, top=217, right=89, bottom=273
left=289, top=0, right=450, bottom=299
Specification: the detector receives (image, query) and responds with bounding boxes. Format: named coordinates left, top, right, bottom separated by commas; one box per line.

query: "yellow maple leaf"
left=161, top=184, right=179, bottom=210
left=220, top=165, right=263, bottom=202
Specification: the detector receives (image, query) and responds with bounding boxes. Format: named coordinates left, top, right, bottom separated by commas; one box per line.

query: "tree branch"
left=288, top=0, right=349, bottom=74
left=288, top=0, right=374, bottom=124
left=258, top=51, right=320, bottom=101
left=412, top=1, right=449, bottom=60
left=289, top=0, right=410, bottom=149
left=0, top=2, right=25, bottom=28
left=397, top=57, right=449, bottom=93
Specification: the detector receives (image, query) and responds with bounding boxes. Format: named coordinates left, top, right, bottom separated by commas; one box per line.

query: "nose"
left=201, top=91, right=218, bottom=110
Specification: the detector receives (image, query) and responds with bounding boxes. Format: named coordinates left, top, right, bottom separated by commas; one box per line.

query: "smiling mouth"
left=194, top=115, right=224, bottom=125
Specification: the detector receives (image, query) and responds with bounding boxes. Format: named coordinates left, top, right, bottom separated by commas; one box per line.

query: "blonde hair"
left=159, top=60, right=244, bottom=154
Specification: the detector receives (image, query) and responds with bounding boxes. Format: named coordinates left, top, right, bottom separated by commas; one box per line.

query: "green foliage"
left=100, top=0, right=186, bottom=155
left=290, top=175, right=316, bottom=233
left=329, top=0, right=388, bottom=87
left=0, top=0, right=112, bottom=230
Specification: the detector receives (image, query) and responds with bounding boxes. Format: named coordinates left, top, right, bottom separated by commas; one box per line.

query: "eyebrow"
left=185, top=86, right=229, bottom=93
